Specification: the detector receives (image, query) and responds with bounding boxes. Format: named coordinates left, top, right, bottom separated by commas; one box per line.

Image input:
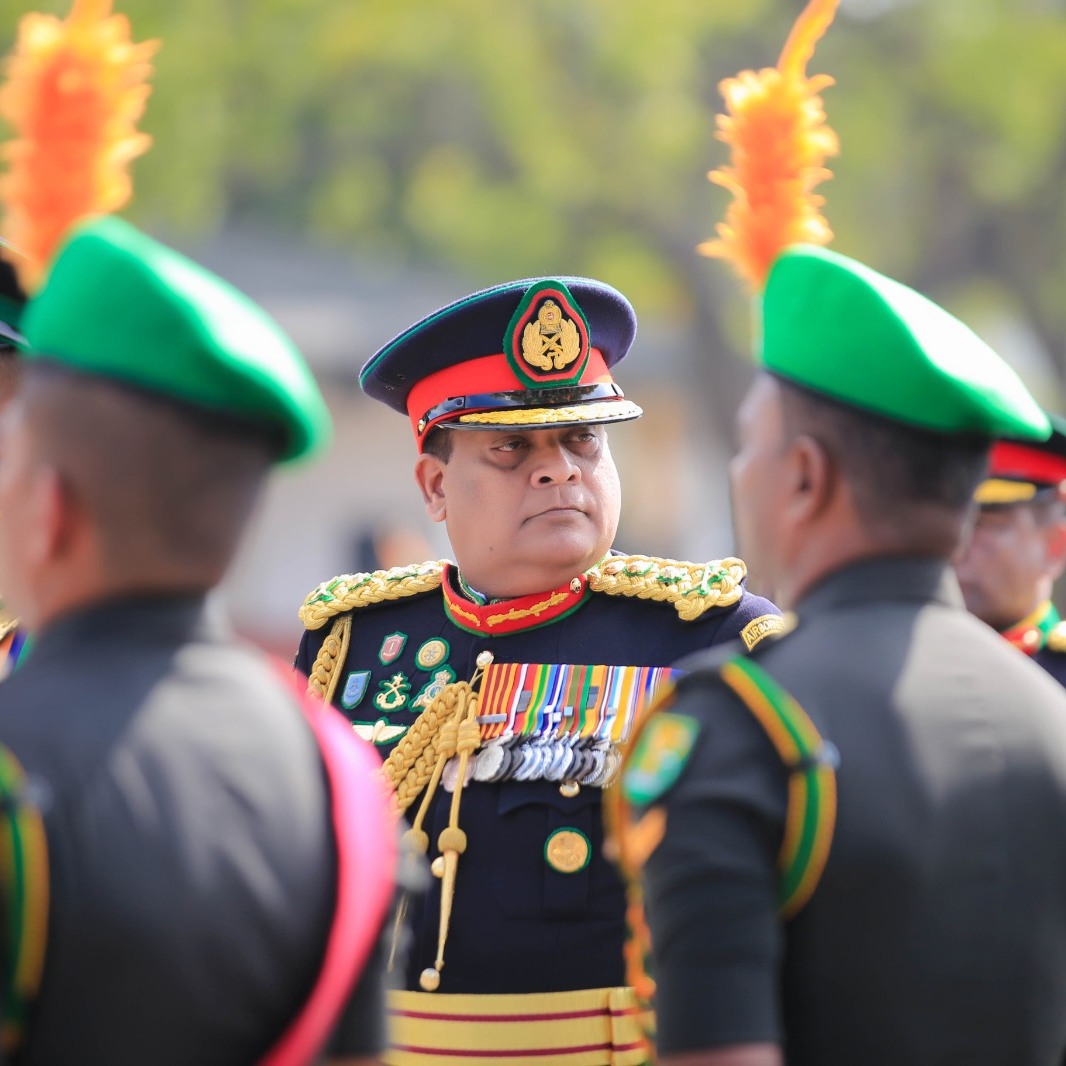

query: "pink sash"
left=261, top=667, right=396, bottom=1066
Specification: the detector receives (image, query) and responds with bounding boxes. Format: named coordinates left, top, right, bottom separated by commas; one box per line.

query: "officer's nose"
left=532, top=442, right=580, bottom=485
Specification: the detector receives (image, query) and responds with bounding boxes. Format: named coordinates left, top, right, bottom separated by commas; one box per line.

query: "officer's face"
left=729, top=374, right=790, bottom=601
left=415, top=423, right=621, bottom=599
left=954, top=502, right=1066, bottom=630
left=0, top=396, right=53, bottom=628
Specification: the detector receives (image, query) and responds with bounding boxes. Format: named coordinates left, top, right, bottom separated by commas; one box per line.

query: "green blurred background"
left=5, top=0, right=1066, bottom=650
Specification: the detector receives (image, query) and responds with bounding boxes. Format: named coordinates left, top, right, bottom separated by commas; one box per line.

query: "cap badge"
left=523, top=299, right=580, bottom=372
left=505, top=280, right=591, bottom=389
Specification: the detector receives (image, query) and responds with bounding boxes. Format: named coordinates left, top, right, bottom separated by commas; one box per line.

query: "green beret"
left=760, top=245, right=1050, bottom=442
left=21, top=217, right=331, bottom=463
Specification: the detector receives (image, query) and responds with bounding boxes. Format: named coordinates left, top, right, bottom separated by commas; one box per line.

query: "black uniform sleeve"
left=643, top=675, right=790, bottom=1055
left=326, top=919, right=390, bottom=1056
left=327, top=836, right=428, bottom=1056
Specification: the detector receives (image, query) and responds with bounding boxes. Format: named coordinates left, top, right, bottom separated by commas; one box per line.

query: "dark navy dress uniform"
left=297, top=554, right=780, bottom=1064
left=313, top=271, right=782, bottom=1062
left=617, top=558, right=1066, bottom=1066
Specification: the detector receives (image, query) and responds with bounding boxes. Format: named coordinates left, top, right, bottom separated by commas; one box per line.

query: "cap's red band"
left=989, top=441, right=1066, bottom=489
left=406, top=348, right=614, bottom=444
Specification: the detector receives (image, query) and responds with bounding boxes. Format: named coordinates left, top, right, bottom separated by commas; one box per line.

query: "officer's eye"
left=567, top=429, right=600, bottom=448
left=493, top=437, right=528, bottom=454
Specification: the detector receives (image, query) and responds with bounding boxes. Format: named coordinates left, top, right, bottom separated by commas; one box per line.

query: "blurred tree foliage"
left=5, top=0, right=1066, bottom=418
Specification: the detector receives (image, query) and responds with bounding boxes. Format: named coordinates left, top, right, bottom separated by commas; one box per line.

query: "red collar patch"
left=442, top=564, right=590, bottom=635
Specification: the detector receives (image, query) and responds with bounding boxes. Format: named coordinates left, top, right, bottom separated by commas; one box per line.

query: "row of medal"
left=441, top=734, right=622, bottom=793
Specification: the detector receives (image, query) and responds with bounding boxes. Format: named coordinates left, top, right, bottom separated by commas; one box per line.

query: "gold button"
left=570, top=577, right=582, bottom=594
left=545, top=828, right=591, bottom=874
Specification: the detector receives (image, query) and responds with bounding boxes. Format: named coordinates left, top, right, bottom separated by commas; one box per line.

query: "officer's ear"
left=784, top=433, right=835, bottom=524
left=1043, top=511, right=1066, bottom=581
left=414, top=453, right=447, bottom=523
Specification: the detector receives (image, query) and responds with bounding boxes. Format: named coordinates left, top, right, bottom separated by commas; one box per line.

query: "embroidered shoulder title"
left=586, top=555, right=746, bottom=622
left=299, top=560, right=450, bottom=631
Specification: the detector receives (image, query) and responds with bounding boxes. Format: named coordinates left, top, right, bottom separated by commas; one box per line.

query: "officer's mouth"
left=526, top=505, right=586, bottom=522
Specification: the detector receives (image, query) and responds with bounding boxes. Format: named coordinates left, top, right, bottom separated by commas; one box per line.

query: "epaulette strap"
left=586, top=555, right=747, bottom=621
left=718, top=656, right=837, bottom=919
left=306, top=616, right=352, bottom=704
left=0, top=746, right=48, bottom=1053
left=298, top=560, right=450, bottom=631
left=1047, top=620, right=1066, bottom=654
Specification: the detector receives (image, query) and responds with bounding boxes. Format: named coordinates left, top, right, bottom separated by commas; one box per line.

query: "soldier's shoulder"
left=587, top=554, right=762, bottom=622
left=298, top=560, right=451, bottom=631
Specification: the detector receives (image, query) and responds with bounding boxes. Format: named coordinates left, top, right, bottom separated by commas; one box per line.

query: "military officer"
left=955, top=415, right=1066, bottom=685
left=0, top=217, right=396, bottom=1065
left=295, top=275, right=782, bottom=1064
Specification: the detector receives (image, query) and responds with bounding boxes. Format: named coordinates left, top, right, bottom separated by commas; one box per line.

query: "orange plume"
left=699, top=0, right=840, bottom=292
left=0, top=0, right=158, bottom=293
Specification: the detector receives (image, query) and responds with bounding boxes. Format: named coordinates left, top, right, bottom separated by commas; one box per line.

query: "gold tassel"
left=384, top=653, right=493, bottom=987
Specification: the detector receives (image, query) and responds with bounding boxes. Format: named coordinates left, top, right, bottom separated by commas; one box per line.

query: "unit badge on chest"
left=415, top=637, right=449, bottom=671
left=378, top=632, right=408, bottom=665
left=374, top=672, right=411, bottom=712
left=340, top=669, right=371, bottom=710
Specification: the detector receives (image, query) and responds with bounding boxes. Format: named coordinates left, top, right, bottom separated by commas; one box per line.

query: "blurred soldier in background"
left=955, top=416, right=1066, bottom=685
left=0, top=1, right=396, bottom=1061
left=0, top=215, right=397, bottom=1066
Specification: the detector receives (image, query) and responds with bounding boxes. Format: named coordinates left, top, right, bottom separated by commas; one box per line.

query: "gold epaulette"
left=1047, top=620, right=1066, bottom=654
left=586, top=554, right=747, bottom=622
left=298, top=560, right=451, bottom=631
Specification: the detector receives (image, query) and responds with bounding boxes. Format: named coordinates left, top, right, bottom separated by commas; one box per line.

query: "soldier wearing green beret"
left=0, top=217, right=397, bottom=1065
left=612, top=243, right=1066, bottom=1065
left=609, top=3, right=1066, bottom=1056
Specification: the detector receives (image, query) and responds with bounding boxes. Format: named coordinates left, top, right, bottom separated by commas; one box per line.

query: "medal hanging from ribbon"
left=466, top=662, right=683, bottom=788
